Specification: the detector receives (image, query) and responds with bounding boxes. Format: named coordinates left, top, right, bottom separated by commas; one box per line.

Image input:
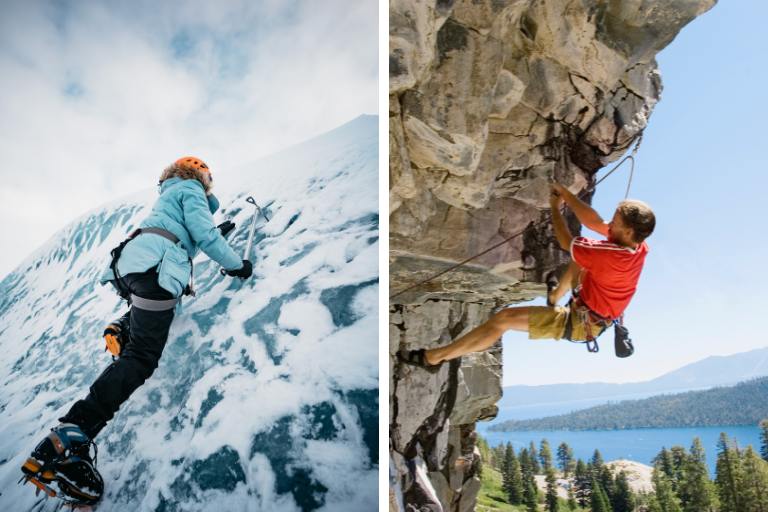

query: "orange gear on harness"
left=103, top=324, right=123, bottom=358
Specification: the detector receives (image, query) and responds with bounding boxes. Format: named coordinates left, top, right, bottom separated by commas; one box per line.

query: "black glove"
left=217, top=220, right=236, bottom=238
left=225, top=259, right=253, bottom=278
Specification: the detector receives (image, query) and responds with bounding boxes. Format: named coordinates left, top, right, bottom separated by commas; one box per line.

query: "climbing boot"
left=20, top=423, right=103, bottom=505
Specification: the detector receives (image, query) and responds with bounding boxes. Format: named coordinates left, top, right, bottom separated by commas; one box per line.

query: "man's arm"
left=550, top=191, right=574, bottom=251
left=551, top=183, right=609, bottom=236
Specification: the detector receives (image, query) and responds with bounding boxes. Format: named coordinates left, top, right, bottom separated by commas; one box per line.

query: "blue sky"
left=502, top=1, right=768, bottom=385
left=0, top=0, right=377, bottom=278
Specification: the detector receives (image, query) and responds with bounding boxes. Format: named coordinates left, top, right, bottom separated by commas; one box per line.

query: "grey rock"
left=389, top=1, right=716, bottom=510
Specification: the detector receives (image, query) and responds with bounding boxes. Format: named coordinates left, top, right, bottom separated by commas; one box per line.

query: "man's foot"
left=396, top=349, right=442, bottom=373
left=20, top=423, right=103, bottom=505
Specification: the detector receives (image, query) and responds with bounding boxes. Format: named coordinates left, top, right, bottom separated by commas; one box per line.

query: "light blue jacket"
left=100, top=177, right=243, bottom=298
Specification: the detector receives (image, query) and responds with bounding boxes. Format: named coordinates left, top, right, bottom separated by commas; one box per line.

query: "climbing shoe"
left=20, top=423, right=104, bottom=506
left=103, top=315, right=129, bottom=358
left=397, top=349, right=442, bottom=374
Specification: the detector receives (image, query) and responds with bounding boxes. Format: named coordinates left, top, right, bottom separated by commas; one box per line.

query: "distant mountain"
left=490, top=377, right=768, bottom=431
left=499, top=347, right=768, bottom=409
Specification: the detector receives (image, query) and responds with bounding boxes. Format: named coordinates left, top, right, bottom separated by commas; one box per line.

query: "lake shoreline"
left=478, top=425, right=762, bottom=475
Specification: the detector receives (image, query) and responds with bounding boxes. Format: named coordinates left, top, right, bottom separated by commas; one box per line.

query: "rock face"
left=389, top=1, right=715, bottom=510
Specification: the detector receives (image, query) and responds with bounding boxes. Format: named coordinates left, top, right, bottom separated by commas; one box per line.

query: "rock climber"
left=21, top=157, right=253, bottom=505
left=398, top=182, right=655, bottom=370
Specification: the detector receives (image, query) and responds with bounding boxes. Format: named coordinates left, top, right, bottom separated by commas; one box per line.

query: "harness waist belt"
left=110, top=226, right=190, bottom=307
left=130, top=294, right=179, bottom=312
left=137, top=227, right=195, bottom=297
left=572, top=289, right=613, bottom=323
left=137, top=227, right=180, bottom=245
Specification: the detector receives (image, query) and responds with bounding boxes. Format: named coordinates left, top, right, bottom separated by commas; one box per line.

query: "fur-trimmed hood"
left=158, top=164, right=212, bottom=194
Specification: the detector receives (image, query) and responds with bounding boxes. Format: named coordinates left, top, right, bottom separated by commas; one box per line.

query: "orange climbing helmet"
left=174, top=156, right=210, bottom=173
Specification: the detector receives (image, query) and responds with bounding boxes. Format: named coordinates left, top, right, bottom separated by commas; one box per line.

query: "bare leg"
left=549, top=261, right=580, bottom=305
left=425, top=307, right=531, bottom=364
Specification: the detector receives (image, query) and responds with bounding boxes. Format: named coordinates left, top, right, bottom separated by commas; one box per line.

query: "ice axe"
left=220, top=196, right=270, bottom=277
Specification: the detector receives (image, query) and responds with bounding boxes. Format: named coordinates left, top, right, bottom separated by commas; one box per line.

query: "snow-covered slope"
left=0, top=115, right=378, bottom=511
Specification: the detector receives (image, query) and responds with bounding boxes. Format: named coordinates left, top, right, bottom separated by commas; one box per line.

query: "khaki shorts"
left=528, top=305, right=609, bottom=341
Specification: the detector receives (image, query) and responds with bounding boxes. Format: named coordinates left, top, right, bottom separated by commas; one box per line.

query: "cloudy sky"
left=0, top=0, right=377, bottom=278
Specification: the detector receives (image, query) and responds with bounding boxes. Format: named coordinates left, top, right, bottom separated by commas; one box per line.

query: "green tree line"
left=491, top=378, right=768, bottom=431
left=480, top=419, right=768, bottom=511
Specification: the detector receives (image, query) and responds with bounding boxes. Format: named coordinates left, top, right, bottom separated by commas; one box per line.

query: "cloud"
left=0, top=0, right=378, bottom=277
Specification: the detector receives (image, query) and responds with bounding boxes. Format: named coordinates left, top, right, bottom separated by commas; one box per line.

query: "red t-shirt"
left=570, top=236, right=648, bottom=319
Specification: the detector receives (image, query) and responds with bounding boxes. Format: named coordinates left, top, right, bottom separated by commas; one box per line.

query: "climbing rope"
left=389, top=135, right=643, bottom=301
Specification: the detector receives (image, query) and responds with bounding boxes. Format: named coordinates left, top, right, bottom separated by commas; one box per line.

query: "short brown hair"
left=617, top=200, right=655, bottom=243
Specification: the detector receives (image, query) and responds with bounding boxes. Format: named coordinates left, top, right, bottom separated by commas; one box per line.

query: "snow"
left=0, top=115, right=378, bottom=511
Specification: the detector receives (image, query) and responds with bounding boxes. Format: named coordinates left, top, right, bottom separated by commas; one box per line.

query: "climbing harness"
left=562, top=290, right=612, bottom=353
left=110, top=227, right=193, bottom=311
left=554, top=271, right=636, bottom=356
left=220, top=196, right=271, bottom=277
left=389, top=135, right=642, bottom=301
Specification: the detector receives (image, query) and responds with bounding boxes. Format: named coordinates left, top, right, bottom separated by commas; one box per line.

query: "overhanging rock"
left=389, top=1, right=716, bottom=510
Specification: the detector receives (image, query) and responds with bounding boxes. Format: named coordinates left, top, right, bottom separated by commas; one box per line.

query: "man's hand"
left=551, top=182, right=568, bottom=198
left=549, top=182, right=609, bottom=236
left=549, top=188, right=564, bottom=209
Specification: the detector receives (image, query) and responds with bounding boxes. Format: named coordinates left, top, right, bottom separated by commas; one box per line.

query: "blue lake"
left=477, top=424, right=762, bottom=475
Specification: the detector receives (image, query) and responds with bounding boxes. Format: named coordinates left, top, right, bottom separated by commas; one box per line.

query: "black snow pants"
left=61, top=268, right=176, bottom=439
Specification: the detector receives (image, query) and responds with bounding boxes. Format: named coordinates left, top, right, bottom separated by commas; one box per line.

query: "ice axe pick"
left=220, top=196, right=270, bottom=277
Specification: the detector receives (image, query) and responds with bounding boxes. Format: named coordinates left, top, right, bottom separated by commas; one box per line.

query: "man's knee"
left=492, top=307, right=527, bottom=329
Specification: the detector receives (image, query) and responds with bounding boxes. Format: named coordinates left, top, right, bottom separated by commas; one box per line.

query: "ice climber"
left=398, top=182, right=655, bottom=370
left=21, top=156, right=253, bottom=505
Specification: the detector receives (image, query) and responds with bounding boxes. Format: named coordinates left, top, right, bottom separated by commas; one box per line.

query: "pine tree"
left=760, top=419, right=768, bottom=462
left=740, top=446, right=768, bottom=512
left=530, top=441, right=541, bottom=474
left=545, top=466, right=559, bottom=512
left=590, top=478, right=611, bottom=512
left=523, top=479, right=538, bottom=512
left=566, top=484, right=578, bottom=511
left=520, top=447, right=530, bottom=474
left=669, top=446, right=688, bottom=490
left=493, top=444, right=507, bottom=470
left=502, top=443, right=514, bottom=499
left=651, top=467, right=683, bottom=512
left=598, top=465, right=615, bottom=504
left=611, top=470, right=635, bottom=512
left=540, top=439, right=554, bottom=471
left=678, top=437, right=717, bottom=512
left=588, top=450, right=613, bottom=503
left=574, top=459, right=592, bottom=508
left=715, top=432, right=744, bottom=512
left=591, top=449, right=604, bottom=473
left=504, top=444, right=524, bottom=505
left=557, top=442, right=575, bottom=477
left=520, top=447, right=538, bottom=511
left=653, top=447, right=675, bottom=481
